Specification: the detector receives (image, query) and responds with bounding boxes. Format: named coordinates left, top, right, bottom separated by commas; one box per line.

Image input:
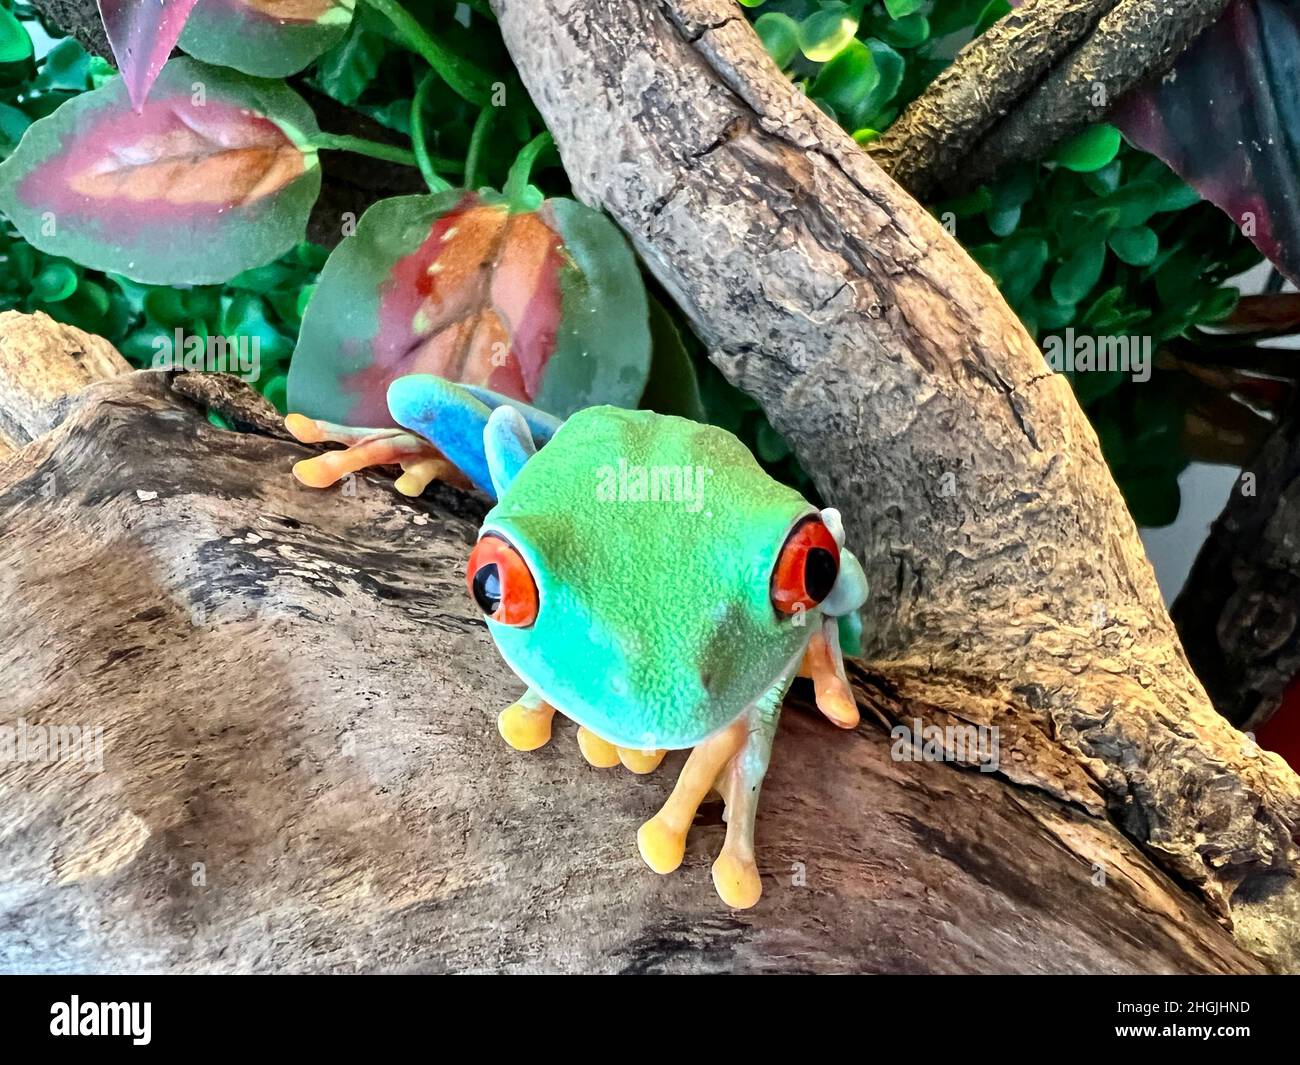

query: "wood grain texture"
left=490, top=0, right=1300, bottom=968
left=0, top=370, right=1264, bottom=974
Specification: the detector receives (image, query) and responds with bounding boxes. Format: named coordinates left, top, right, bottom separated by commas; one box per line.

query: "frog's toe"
left=576, top=726, right=620, bottom=768
left=497, top=699, right=555, bottom=752
left=637, top=815, right=687, bottom=874
left=712, top=849, right=762, bottom=909
left=618, top=747, right=667, bottom=774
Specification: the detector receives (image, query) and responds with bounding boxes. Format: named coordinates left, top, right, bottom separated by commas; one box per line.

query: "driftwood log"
left=0, top=356, right=1266, bottom=974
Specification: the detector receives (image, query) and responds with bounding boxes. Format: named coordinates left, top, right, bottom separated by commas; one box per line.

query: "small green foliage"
left=1053, top=123, right=1122, bottom=172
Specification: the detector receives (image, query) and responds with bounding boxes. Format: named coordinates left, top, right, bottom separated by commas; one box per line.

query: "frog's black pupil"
left=805, top=548, right=837, bottom=603
left=473, top=563, right=502, bottom=615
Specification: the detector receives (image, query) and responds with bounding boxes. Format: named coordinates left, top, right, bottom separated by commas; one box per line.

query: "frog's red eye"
left=771, top=517, right=839, bottom=616
left=466, top=534, right=538, bottom=627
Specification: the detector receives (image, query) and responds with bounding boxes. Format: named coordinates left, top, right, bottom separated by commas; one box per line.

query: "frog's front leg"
left=498, top=697, right=667, bottom=774
left=574, top=727, right=667, bottom=774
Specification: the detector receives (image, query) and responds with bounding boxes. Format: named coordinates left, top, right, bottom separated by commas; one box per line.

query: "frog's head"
left=462, top=405, right=865, bottom=749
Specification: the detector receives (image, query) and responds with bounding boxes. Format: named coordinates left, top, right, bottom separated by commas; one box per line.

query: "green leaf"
left=181, top=0, right=355, bottom=79
left=997, top=233, right=1049, bottom=307
left=640, top=295, right=707, bottom=422
left=798, top=3, right=858, bottom=63
left=1103, top=180, right=1163, bottom=227
left=1154, top=180, right=1201, bottom=213
left=1121, top=472, right=1181, bottom=527
left=937, top=185, right=993, bottom=219
left=1054, top=123, right=1122, bottom=172
left=315, top=18, right=391, bottom=105
left=810, top=39, right=879, bottom=117
left=33, top=262, right=78, bottom=302
left=0, top=58, right=322, bottom=285
left=987, top=204, right=1020, bottom=237
left=32, top=38, right=92, bottom=92
left=0, top=6, right=35, bottom=87
left=1109, top=225, right=1158, bottom=266
left=878, top=13, right=929, bottom=48
left=1051, top=240, right=1107, bottom=304
left=850, top=38, right=904, bottom=128
left=754, top=12, right=800, bottom=67
left=885, top=0, right=925, bottom=17
left=974, top=0, right=1010, bottom=36
left=1081, top=158, right=1122, bottom=196
left=1196, top=286, right=1240, bottom=324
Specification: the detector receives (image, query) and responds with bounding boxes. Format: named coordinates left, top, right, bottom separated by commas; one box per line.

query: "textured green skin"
left=483, top=406, right=820, bottom=749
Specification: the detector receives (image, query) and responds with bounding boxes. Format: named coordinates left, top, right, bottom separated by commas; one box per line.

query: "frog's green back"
left=482, top=406, right=816, bottom=748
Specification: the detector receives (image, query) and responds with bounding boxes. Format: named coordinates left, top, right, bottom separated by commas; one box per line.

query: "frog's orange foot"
left=498, top=697, right=555, bottom=752
left=285, top=413, right=466, bottom=497
left=576, top=726, right=665, bottom=774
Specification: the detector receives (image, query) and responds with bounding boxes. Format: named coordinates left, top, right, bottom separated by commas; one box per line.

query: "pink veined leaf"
left=98, top=0, right=201, bottom=111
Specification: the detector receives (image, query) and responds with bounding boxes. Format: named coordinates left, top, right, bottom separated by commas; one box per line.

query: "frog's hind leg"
left=497, top=688, right=556, bottom=752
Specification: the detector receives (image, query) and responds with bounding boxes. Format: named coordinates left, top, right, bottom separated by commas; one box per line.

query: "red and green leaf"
left=97, top=0, right=200, bottom=110
left=1113, top=0, right=1300, bottom=284
left=287, top=191, right=652, bottom=425
left=180, top=0, right=355, bottom=78
left=0, top=58, right=321, bottom=285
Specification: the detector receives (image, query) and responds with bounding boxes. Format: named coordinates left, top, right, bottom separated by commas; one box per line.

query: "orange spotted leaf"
left=288, top=191, right=651, bottom=425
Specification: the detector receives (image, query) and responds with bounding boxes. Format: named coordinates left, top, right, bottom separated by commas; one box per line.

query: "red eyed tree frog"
left=285, top=374, right=869, bottom=908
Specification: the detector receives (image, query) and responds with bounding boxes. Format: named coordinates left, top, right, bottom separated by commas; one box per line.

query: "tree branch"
left=874, top=0, right=1232, bottom=196
left=492, top=0, right=1300, bottom=969
left=871, top=0, right=1120, bottom=200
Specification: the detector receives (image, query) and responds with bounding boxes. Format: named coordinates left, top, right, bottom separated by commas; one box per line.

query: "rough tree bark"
left=490, top=0, right=1300, bottom=969
left=0, top=338, right=1265, bottom=973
